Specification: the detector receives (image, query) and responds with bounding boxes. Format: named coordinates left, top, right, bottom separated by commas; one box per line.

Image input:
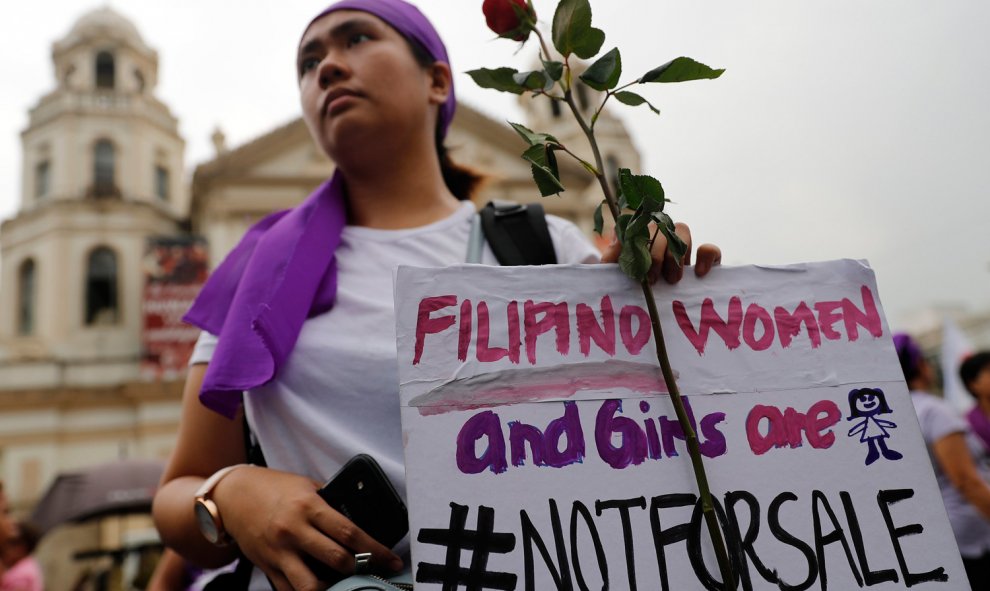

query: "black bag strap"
left=479, top=201, right=557, bottom=266
left=242, top=404, right=267, bottom=468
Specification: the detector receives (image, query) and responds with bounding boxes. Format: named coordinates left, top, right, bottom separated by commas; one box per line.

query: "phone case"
left=318, top=454, right=409, bottom=548
left=307, top=454, right=409, bottom=582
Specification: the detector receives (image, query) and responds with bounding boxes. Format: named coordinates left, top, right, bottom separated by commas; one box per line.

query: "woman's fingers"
left=276, top=554, right=324, bottom=591
left=600, top=236, right=621, bottom=264
left=308, top=504, right=404, bottom=573
left=694, top=243, right=722, bottom=277
left=653, top=222, right=692, bottom=285
left=601, top=222, right=720, bottom=283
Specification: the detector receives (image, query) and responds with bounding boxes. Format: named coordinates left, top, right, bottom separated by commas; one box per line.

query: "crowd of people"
left=897, top=333, right=990, bottom=588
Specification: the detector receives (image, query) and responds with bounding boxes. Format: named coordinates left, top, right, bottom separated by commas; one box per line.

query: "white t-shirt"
left=190, top=202, right=598, bottom=557
left=911, top=390, right=990, bottom=558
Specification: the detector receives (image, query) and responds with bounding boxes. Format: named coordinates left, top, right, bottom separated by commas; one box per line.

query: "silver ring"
left=354, top=552, right=372, bottom=575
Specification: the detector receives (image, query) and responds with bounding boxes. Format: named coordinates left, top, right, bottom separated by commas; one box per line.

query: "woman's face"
left=970, top=366, right=990, bottom=404
left=297, top=10, right=449, bottom=162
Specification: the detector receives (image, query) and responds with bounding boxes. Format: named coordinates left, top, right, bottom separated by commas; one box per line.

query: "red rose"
left=483, top=0, right=535, bottom=41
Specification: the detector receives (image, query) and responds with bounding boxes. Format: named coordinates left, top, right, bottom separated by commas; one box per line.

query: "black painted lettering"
left=725, top=490, right=774, bottom=591
left=688, top=497, right=733, bottom=591
left=650, top=493, right=697, bottom=591
left=877, top=489, right=948, bottom=587
left=569, top=501, right=608, bottom=591
left=596, top=497, right=647, bottom=591
left=839, top=491, right=898, bottom=585
left=812, top=490, right=863, bottom=589
left=520, top=500, right=573, bottom=590
left=768, top=492, right=817, bottom=591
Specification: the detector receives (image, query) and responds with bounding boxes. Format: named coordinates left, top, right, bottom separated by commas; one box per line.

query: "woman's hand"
left=214, top=466, right=403, bottom=591
left=601, top=221, right=721, bottom=284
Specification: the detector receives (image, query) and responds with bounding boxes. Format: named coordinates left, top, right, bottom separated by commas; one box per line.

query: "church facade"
left=0, top=7, right=639, bottom=512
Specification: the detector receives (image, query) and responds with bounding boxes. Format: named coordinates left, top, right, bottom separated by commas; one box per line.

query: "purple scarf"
left=183, top=0, right=455, bottom=418
left=967, top=406, right=990, bottom=453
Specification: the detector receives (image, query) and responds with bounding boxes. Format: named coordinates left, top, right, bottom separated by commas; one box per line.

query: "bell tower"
left=0, top=7, right=185, bottom=379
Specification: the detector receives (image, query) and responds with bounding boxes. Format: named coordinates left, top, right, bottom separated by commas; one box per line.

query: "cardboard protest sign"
left=395, top=259, right=967, bottom=590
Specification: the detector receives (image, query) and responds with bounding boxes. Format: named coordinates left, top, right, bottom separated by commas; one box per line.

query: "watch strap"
left=195, top=463, right=249, bottom=498
left=195, top=463, right=249, bottom=545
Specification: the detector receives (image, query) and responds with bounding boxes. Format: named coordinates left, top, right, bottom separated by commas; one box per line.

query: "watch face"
left=195, top=499, right=221, bottom=544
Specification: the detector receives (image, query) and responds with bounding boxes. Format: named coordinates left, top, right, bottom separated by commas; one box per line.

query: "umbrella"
left=30, top=458, right=165, bottom=535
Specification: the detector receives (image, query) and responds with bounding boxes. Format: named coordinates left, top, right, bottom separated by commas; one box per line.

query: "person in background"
left=0, top=484, right=17, bottom=580
left=896, top=333, right=990, bottom=587
left=961, top=351, right=990, bottom=453
left=0, top=520, right=43, bottom=591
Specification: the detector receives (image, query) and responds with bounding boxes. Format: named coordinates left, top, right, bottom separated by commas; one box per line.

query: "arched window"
left=96, top=51, right=115, bottom=89
left=85, top=247, right=119, bottom=325
left=35, top=160, right=50, bottom=199
left=550, top=99, right=561, bottom=119
left=18, top=259, right=36, bottom=335
left=155, top=165, right=170, bottom=201
left=93, top=140, right=115, bottom=196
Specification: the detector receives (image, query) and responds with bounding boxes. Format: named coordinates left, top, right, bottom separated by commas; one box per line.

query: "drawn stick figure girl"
left=847, top=387, right=903, bottom=465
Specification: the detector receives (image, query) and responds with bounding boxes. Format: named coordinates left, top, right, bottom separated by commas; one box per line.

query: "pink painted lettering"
left=743, top=304, right=775, bottom=351
left=746, top=400, right=842, bottom=455
left=413, top=295, right=457, bottom=365
left=619, top=305, right=652, bottom=355
left=476, top=301, right=511, bottom=362
left=524, top=301, right=570, bottom=364
left=774, top=302, right=822, bottom=349
left=577, top=296, right=616, bottom=357
left=457, top=299, right=472, bottom=361
left=672, top=296, right=743, bottom=355
left=842, top=285, right=883, bottom=341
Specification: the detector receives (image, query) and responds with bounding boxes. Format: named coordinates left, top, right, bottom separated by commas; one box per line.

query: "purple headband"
left=304, top=0, right=456, bottom=137
left=893, top=332, right=923, bottom=382
left=185, top=0, right=455, bottom=418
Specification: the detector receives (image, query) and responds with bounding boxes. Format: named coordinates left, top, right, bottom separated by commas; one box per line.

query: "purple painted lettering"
left=456, top=410, right=507, bottom=474
left=595, top=400, right=648, bottom=469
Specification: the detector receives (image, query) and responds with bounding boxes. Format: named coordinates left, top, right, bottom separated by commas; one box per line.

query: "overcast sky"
left=1, top=1, right=988, bottom=329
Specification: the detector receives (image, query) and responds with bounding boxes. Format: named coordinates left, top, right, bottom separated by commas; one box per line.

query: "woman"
left=152, top=1, right=721, bottom=589
left=961, top=351, right=990, bottom=452
left=897, top=333, right=990, bottom=587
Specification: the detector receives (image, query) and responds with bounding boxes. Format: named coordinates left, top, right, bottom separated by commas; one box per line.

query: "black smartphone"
left=306, top=454, right=409, bottom=581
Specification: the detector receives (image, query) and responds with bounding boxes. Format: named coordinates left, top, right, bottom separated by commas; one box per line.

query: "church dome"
left=57, top=6, right=152, bottom=55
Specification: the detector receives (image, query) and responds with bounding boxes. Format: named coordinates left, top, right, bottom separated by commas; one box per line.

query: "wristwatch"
left=194, top=464, right=248, bottom=546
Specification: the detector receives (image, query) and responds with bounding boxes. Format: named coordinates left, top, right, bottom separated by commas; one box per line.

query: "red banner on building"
left=140, top=236, right=208, bottom=381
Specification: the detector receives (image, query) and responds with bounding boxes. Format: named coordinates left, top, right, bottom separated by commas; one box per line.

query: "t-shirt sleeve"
left=916, top=394, right=967, bottom=444
left=189, top=330, right=218, bottom=365
left=546, top=214, right=601, bottom=264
